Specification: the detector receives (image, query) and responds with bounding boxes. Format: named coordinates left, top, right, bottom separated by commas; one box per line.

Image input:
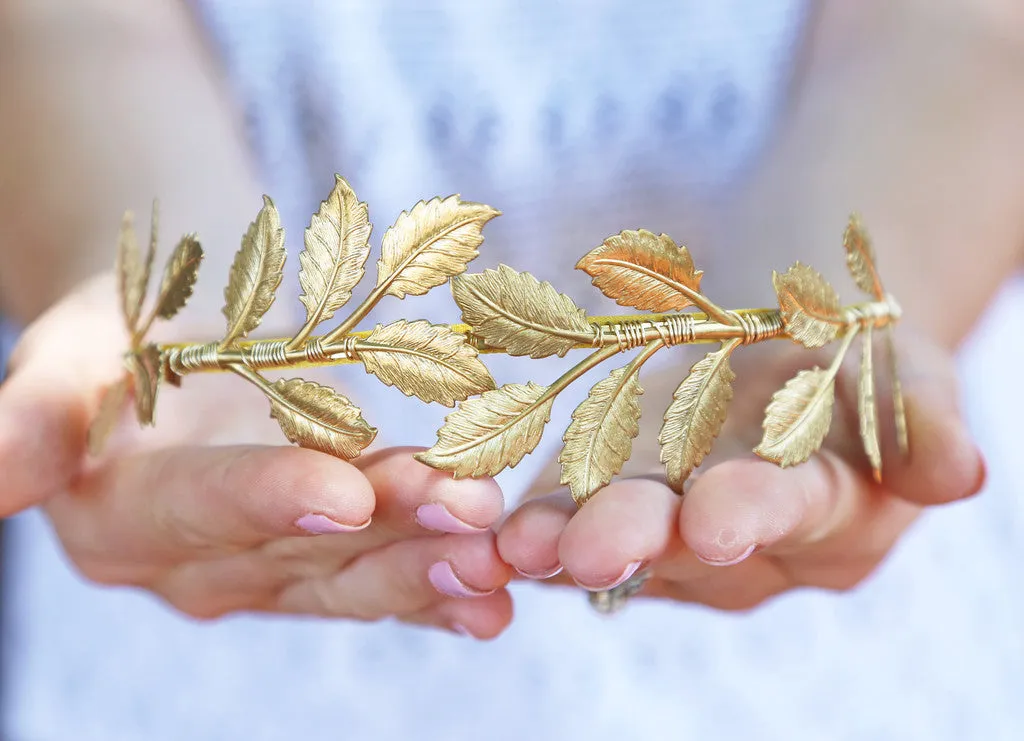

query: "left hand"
left=497, top=327, right=985, bottom=610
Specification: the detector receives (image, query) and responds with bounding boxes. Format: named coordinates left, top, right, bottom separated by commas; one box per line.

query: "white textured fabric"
left=4, top=2, right=1024, bottom=739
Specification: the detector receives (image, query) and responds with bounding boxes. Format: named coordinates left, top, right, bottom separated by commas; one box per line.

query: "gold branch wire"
left=88, top=174, right=909, bottom=508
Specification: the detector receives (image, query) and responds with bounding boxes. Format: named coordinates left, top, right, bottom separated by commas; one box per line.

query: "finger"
left=352, top=447, right=505, bottom=537
left=274, top=532, right=512, bottom=621
left=839, top=328, right=985, bottom=505
left=496, top=491, right=575, bottom=579
left=0, top=275, right=125, bottom=515
left=48, top=444, right=377, bottom=576
left=681, top=453, right=919, bottom=584
left=556, top=479, right=681, bottom=591
left=152, top=539, right=514, bottom=636
left=402, top=590, right=514, bottom=640
left=155, top=534, right=517, bottom=635
left=243, top=448, right=507, bottom=585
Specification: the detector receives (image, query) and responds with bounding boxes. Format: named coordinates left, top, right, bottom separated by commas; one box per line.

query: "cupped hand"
left=0, top=275, right=512, bottom=638
left=498, top=329, right=985, bottom=610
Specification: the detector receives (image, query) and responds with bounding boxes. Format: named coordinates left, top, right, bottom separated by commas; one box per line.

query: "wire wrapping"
left=242, top=339, right=290, bottom=368
left=303, top=337, right=330, bottom=363
left=591, top=313, right=697, bottom=350
left=331, top=336, right=360, bottom=361
left=662, top=314, right=697, bottom=345
left=167, top=341, right=221, bottom=374
left=732, top=310, right=784, bottom=344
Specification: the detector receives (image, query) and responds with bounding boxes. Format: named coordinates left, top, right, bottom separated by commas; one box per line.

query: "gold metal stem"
left=321, top=282, right=389, bottom=345
left=826, top=321, right=861, bottom=377
left=226, top=362, right=269, bottom=391
left=132, top=303, right=161, bottom=348
left=286, top=316, right=320, bottom=353
left=160, top=302, right=892, bottom=380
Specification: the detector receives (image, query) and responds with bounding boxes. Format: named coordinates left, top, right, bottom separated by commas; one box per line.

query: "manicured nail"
left=295, top=513, right=371, bottom=535
left=576, top=559, right=643, bottom=592
left=416, top=503, right=487, bottom=534
left=514, top=564, right=563, bottom=580
left=428, top=561, right=494, bottom=598
left=696, top=542, right=757, bottom=567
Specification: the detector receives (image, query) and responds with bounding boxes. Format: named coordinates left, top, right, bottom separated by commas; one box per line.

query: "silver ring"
left=587, top=568, right=652, bottom=615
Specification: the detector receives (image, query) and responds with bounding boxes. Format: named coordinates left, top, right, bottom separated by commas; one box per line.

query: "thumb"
left=0, top=274, right=126, bottom=516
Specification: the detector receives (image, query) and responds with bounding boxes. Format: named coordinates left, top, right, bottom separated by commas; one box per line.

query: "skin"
left=0, top=0, right=1021, bottom=640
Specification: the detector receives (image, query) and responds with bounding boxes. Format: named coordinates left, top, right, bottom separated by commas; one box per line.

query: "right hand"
left=0, top=274, right=512, bottom=638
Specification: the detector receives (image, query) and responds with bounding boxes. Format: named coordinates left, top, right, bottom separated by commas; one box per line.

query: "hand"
left=497, top=329, right=985, bottom=610
left=0, top=274, right=512, bottom=637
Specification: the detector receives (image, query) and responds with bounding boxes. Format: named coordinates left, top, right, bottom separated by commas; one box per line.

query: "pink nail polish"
left=416, top=503, right=487, bottom=534
left=576, top=559, right=643, bottom=592
left=514, top=564, right=563, bottom=580
left=295, top=513, right=371, bottom=535
left=451, top=623, right=473, bottom=637
left=428, top=561, right=495, bottom=598
left=696, top=542, right=757, bottom=567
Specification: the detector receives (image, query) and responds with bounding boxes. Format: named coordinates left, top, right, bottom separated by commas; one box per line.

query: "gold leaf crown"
left=89, top=175, right=908, bottom=505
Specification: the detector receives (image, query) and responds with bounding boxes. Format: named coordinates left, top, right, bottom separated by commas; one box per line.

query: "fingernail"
left=451, top=622, right=473, bottom=638
left=295, top=513, right=371, bottom=535
left=428, top=561, right=495, bottom=598
left=416, top=503, right=487, bottom=534
left=514, top=564, right=563, bottom=580
left=969, top=452, right=988, bottom=497
left=576, top=559, right=643, bottom=592
left=696, top=542, right=757, bottom=567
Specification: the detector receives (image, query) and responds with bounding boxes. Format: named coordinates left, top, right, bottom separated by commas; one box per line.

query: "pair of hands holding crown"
left=0, top=182, right=985, bottom=639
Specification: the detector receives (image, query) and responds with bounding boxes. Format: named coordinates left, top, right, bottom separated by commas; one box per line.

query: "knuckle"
left=302, top=576, right=351, bottom=617
left=156, top=586, right=231, bottom=622
left=259, top=538, right=336, bottom=581
left=68, top=555, right=148, bottom=587
left=69, top=557, right=120, bottom=585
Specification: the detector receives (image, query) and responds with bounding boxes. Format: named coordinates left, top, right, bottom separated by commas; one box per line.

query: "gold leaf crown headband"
left=89, top=175, right=908, bottom=505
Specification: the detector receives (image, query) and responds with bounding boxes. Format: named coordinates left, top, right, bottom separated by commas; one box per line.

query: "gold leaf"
left=376, top=196, right=500, bottom=299
left=754, top=367, right=835, bottom=467
left=87, top=376, right=129, bottom=456
left=559, top=364, right=645, bottom=505
left=267, top=378, right=376, bottom=459
left=452, top=265, right=592, bottom=358
left=774, top=263, right=844, bottom=348
left=128, top=343, right=162, bottom=426
left=297, top=175, right=372, bottom=328
left=885, top=325, right=909, bottom=456
left=221, top=195, right=287, bottom=348
left=416, top=382, right=554, bottom=477
left=143, top=199, right=159, bottom=313
left=858, top=326, right=882, bottom=482
left=358, top=320, right=495, bottom=406
left=843, top=214, right=884, bottom=299
left=659, top=340, right=738, bottom=491
left=153, top=235, right=203, bottom=320
left=576, top=229, right=704, bottom=311
left=117, top=211, right=146, bottom=332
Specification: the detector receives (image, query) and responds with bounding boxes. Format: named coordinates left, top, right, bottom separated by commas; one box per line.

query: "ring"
left=587, top=568, right=652, bottom=615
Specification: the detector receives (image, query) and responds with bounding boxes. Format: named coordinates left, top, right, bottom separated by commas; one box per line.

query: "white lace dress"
left=3, top=2, right=1022, bottom=739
